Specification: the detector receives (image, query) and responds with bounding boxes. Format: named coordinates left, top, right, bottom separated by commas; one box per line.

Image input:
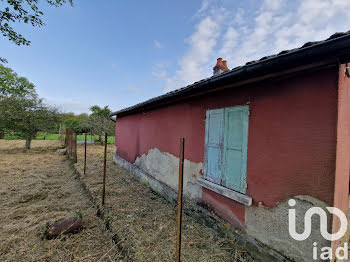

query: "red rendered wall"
left=331, top=64, right=350, bottom=252
left=115, top=67, right=338, bottom=227
left=201, top=187, right=246, bottom=229
left=333, top=64, right=350, bottom=212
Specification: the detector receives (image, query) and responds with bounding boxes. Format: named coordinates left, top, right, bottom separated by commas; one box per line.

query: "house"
left=110, top=31, right=350, bottom=261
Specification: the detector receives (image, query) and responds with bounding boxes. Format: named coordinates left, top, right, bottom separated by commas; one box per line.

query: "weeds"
left=0, top=140, right=121, bottom=261
left=75, top=211, right=83, bottom=219
left=104, top=216, right=113, bottom=230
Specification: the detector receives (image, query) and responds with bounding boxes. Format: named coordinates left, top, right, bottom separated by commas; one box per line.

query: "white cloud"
left=261, top=0, right=285, bottom=11
left=227, top=0, right=350, bottom=66
left=152, top=63, right=168, bottom=79
left=233, top=8, right=245, bottom=25
left=155, top=10, right=224, bottom=92
left=154, top=40, right=164, bottom=49
left=219, top=27, right=238, bottom=63
left=193, top=0, right=210, bottom=18
left=44, top=97, right=91, bottom=114
left=177, top=16, right=220, bottom=84
left=155, top=0, right=350, bottom=93
left=151, top=63, right=181, bottom=92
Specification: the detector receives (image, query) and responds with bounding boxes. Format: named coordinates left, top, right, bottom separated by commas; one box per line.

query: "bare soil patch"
left=0, top=140, right=121, bottom=261
left=0, top=140, right=61, bottom=154
left=76, top=144, right=257, bottom=262
left=0, top=139, right=258, bottom=261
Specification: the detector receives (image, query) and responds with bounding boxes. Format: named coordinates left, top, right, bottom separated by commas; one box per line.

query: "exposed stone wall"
left=113, top=153, right=178, bottom=204
left=113, top=147, right=340, bottom=262
left=134, top=148, right=203, bottom=199
left=113, top=151, right=290, bottom=261
left=246, top=196, right=331, bottom=262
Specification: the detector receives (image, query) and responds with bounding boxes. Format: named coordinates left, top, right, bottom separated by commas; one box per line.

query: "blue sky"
left=1, top=0, right=350, bottom=114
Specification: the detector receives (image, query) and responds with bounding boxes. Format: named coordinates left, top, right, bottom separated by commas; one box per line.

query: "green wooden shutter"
left=222, top=106, right=249, bottom=193
left=204, top=109, right=224, bottom=184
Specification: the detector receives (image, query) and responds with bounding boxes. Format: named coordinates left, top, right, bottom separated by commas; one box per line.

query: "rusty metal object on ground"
left=46, top=217, right=83, bottom=240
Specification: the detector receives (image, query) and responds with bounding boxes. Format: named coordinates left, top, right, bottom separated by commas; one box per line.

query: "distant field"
left=4, top=133, right=115, bottom=144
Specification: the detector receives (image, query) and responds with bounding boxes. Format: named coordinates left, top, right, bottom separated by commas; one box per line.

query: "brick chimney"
left=223, top=60, right=229, bottom=71
left=213, top=58, right=229, bottom=76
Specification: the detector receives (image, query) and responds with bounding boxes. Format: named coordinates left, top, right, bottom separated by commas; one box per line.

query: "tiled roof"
left=235, top=31, right=350, bottom=67
left=110, top=30, right=350, bottom=117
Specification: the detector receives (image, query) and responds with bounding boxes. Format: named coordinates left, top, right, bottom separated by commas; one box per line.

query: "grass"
left=0, top=140, right=257, bottom=261
left=4, top=133, right=115, bottom=144
left=0, top=140, right=121, bottom=261
left=75, top=144, right=257, bottom=262
left=76, top=134, right=115, bottom=144
left=36, top=133, right=61, bottom=140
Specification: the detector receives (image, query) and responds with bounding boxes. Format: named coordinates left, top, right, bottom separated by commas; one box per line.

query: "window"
left=204, top=105, right=249, bottom=194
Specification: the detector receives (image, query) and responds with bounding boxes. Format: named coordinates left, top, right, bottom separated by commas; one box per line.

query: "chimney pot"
left=217, top=57, right=223, bottom=64
left=213, top=58, right=228, bottom=76
left=222, top=60, right=228, bottom=70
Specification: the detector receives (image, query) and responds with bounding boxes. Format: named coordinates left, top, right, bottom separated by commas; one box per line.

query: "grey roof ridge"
left=110, top=30, right=350, bottom=117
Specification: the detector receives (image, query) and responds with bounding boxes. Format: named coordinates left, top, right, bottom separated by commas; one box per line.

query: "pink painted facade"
left=113, top=63, right=350, bottom=259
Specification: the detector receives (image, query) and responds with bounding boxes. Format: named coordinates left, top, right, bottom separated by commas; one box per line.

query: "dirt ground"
left=0, top=140, right=121, bottom=261
left=0, top=140, right=257, bottom=262
left=76, top=144, right=257, bottom=262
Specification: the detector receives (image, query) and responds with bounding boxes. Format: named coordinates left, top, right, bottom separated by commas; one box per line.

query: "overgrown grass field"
left=75, top=144, right=257, bottom=261
left=0, top=140, right=121, bottom=261
left=4, top=133, right=115, bottom=144
left=0, top=140, right=257, bottom=262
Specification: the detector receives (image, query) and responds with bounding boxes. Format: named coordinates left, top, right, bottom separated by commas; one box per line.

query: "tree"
left=0, top=63, right=36, bottom=138
left=89, top=105, right=115, bottom=144
left=0, top=57, right=8, bottom=64
left=89, top=105, right=111, bottom=118
left=60, top=112, right=89, bottom=133
left=0, top=0, right=73, bottom=46
left=89, top=114, right=115, bottom=141
left=0, top=95, right=59, bottom=152
left=0, top=64, right=35, bottom=98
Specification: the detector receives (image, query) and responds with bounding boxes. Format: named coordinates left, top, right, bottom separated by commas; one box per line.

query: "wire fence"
left=63, top=131, right=185, bottom=260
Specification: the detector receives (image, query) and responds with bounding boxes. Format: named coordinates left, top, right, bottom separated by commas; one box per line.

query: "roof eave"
left=110, top=34, right=350, bottom=118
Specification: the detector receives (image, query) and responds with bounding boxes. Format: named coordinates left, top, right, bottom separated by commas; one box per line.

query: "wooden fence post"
left=73, top=132, right=77, bottom=163
left=175, top=138, right=184, bottom=262
left=70, top=131, right=73, bottom=158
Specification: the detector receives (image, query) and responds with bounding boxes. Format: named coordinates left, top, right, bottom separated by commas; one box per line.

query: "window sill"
left=197, top=178, right=252, bottom=206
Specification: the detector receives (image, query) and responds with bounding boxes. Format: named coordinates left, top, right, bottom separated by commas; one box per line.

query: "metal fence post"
left=102, top=133, right=108, bottom=206
left=84, top=133, right=87, bottom=175
left=175, top=138, right=184, bottom=262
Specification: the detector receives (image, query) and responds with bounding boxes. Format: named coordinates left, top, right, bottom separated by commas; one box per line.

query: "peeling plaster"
left=246, top=196, right=331, bottom=262
left=294, top=195, right=328, bottom=208
left=134, top=148, right=203, bottom=199
left=113, top=147, right=338, bottom=261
